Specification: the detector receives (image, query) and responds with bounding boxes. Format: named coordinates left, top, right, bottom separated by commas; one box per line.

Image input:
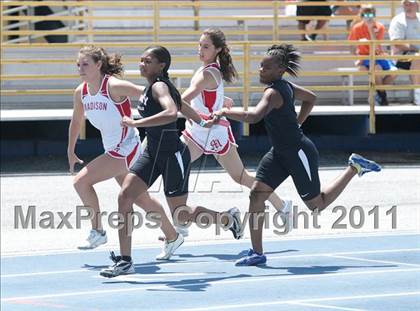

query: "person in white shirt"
left=389, top=0, right=420, bottom=105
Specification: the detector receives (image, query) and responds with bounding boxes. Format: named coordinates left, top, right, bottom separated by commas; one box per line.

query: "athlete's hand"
left=211, top=109, right=226, bottom=123
left=223, top=96, right=234, bottom=109
left=68, top=151, right=84, bottom=174
left=121, top=116, right=136, bottom=128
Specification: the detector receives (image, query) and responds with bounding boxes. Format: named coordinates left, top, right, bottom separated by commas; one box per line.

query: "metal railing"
left=1, top=1, right=403, bottom=42
left=2, top=39, right=420, bottom=134
left=1, top=1, right=419, bottom=135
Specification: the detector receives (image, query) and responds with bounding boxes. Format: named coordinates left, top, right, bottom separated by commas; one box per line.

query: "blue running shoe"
left=348, top=153, right=382, bottom=177
left=235, top=249, right=267, bottom=266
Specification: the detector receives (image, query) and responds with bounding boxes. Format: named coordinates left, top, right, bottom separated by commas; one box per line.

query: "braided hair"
left=266, top=44, right=301, bottom=77
left=202, top=28, right=238, bottom=83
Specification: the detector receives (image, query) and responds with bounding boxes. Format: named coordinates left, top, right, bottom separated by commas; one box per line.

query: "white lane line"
left=289, top=302, right=365, bottom=311
left=329, top=255, right=420, bottom=267
left=93, top=272, right=209, bottom=281
left=2, top=268, right=420, bottom=302
left=175, top=291, right=420, bottom=311
left=2, top=231, right=419, bottom=258
left=3, top=248, right=420, bottom=278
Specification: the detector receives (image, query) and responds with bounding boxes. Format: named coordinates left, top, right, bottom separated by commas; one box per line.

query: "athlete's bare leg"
left=304, top=166, right=357, bottom=212
left=117, top=173, right=144, bottom=257
left=248, top=181, right=273, bottom=254
left=166, top=194, right=230, bottom=227
left=215, top=145, right=286, bottom=210
left=73, top=153, right=127, bottom=231
left=181, top=135, right=204, bottom=162
left=115, top=174, right=177, bottom=243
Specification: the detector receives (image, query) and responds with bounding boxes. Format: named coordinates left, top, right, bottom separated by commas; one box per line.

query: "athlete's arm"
left=121, top=81, right=177, bottom=128
left=180, top=100, right=213, bottom=127
left=108, top=77, right=145, bottom=103
left=67, top=86, right=85, bottom=173
left=291, top=83, right=316, bottom=126
left=215, top=88, right=279, bottom=124
left=179, top=69, right=220, bottom=128
left=182, top=70, right=218, bottom=104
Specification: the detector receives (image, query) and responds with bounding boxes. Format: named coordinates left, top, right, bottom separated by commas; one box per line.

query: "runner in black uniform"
left=214, top=44, right=382, bottom=266
left=100, top=46, right=242, bottom=278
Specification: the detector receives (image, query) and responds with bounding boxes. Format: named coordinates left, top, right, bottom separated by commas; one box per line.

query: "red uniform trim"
left=81, top=82, right=88, bottom=98
left=101, top=75, right=110, bottom=97
left=126, top=143, right=140, bottom=167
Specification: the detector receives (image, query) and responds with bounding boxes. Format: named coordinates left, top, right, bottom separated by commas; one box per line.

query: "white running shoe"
left=279, top=199, right=293, bottom=233
left=227, top=207, right=244, bottom=240
left=78, top=229, right=107, bottom=250
left=156, top=233, right=184, bottom=260
left=100, top=252, right=134, bottom=278
left=174, top=224, right=189, bottom=237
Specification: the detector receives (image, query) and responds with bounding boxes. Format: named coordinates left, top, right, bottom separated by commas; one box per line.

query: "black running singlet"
left=137, top=77, right=183, bottom=153
left=264, top=78, right=303, bottom=151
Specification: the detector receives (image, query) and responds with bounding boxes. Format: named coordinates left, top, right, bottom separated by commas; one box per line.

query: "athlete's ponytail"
left=203, top=28, right=237, bottom=83
left=266, top=44, right=301, bottom=77
left=79, top=45, right=124, bottom=77
left=145, top=45, right=182, bottom=110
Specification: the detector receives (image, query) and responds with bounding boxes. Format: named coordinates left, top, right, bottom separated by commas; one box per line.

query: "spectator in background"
left=348, top=4, right=396, bottom=106
left=297, top=0, right=332, bottom=41
left=332, top=0, right=361, bottom=30
left=389, top=0, right=420, bottom=105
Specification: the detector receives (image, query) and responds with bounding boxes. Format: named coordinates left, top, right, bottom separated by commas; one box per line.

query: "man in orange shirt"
left=348, top=5, right=396, bottom=105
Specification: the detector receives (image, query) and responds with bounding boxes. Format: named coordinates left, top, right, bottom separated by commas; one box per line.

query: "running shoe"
left=156, top=233, right=184, bottom=260
left=235, top=249, right=267, bottom=266
left=78, top=229, right=107, bottom=250
left=100, top=252, right=134, bottom=278
left=348, top=153, right=382, bottom=177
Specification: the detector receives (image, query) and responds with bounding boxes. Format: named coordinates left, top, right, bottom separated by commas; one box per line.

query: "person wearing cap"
left=348, top=4, right=396, bottom=106
left=389, top=0, right=420, bottom=105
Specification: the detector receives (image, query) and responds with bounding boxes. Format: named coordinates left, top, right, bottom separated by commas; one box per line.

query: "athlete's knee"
left=304, top=193, right=326, bottom=212
left=249, top=188, right=269, bottom=205
left=118, top=188, right=136, bottom=212
left=305, top=202, right=319, bottom=211
left=73, top=173, right=90, bottom=191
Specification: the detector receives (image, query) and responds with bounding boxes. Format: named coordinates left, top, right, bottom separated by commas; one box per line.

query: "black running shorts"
left=130, top=143, right=191, bottom=197
left=256, top=136, right=321, bottom=201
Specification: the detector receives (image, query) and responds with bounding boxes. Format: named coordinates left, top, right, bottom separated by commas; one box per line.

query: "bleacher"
left=1, top=1, right=420, bottom=156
